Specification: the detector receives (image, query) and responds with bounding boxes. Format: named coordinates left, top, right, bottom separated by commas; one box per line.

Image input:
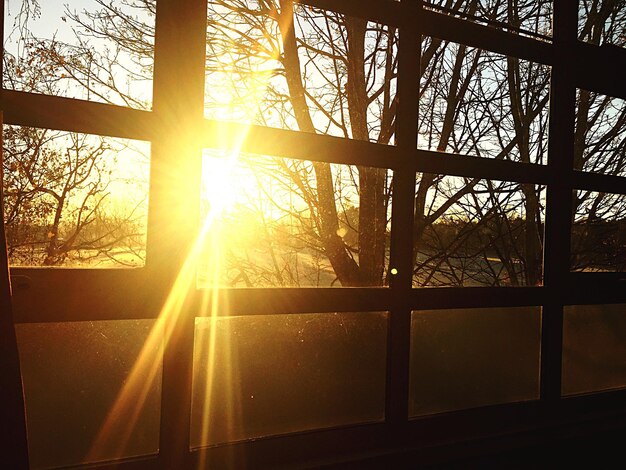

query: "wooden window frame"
left=2, top=0, right=626, bottom=468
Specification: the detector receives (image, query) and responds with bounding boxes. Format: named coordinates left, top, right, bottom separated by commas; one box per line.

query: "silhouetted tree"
left=4, top=0, right=625, bottom=281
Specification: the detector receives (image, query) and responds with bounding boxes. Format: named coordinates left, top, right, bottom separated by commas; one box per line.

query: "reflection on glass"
left=190, top=312, right=387, bottom=447
left=574, top=90, right=626, bottom=177
left=410, top=307, right=541, bottom=417
left=15, top=320, right=163, bottom=469
left=205, top=2, right=398, bottom=143
left=198, top=151, right=392, bottom=287
left=571, top=191, right=626, bottom=272
left=563, top=304, right=626, bottom=396
left=419, top=38, right=550, bottom=164
left=423, top=1, right=553, bottom=39
left=413, top=175, right=546, bottom=287
left=2, top=125, right=150, bottom=268
left=578, top=0, right=626, bottom=48
left=2, top=0, right=155, bottom=108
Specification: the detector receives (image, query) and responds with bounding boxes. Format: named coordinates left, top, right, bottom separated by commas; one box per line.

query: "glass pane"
left=205, top=2, right=398, bottom=143
left=571, top=191, right=626, bottom=272
left=198, top=151, right=392, bottom=287
left=410, top=307, right=541, bottom=417
left=191, top=312, right=387, bottom=447
left=419, top=38, right=550, bottom=164
left=15, top=320, right=163, bottom=469
left=578, top=0, right=626, bottom=48
left=574, top=90, right=626, bottom=177
left=413, top=175, right=546, bottom=287
left=423, top=1, right=553, bottom=39
left=2, top=125, right=150, bottom=267
left=563, top=304, right=626, bottom=395
left=3, top=0, right=155, bottom=108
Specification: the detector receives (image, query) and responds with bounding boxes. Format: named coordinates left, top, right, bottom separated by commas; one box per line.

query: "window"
left=2, top=0, right=626, bottom=468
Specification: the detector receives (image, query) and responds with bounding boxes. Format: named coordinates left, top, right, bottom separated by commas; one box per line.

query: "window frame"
left=3, top=0, right=626, bottom=468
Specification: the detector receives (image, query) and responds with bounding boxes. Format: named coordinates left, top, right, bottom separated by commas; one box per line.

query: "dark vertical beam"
left=540, top=0, right=578, bottom=404
left=0, top=1, right=30, bottom=464
left=0, top=110, right=30, bottom=468
left=150, top=0, right=207, bottom=468
left=386, top=3, right=420, bottom=428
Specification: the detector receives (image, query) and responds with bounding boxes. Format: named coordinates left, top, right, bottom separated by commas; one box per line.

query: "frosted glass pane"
left=16, top=320, right=162, bottom=469
left=562, top=304, right=626, bottom=396
left=191, top=312, right=387, bottom=447
left=410, top=307, right=541, bottom=416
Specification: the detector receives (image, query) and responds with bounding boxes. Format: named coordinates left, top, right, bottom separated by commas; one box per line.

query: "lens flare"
left=87, top=8, right=294, bottom=465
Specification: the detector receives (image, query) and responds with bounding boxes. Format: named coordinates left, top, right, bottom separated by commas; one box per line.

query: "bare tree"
left=572, top=0, right=626, bottom=272
left=4, top=0, right=625, bottom=282
left=2, top=125, right=147, bottom=266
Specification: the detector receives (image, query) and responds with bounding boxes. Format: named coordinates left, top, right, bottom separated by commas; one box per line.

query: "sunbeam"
left=86, top=5, right=293, bottom=464
left=85, top=129, right=251, bottom=466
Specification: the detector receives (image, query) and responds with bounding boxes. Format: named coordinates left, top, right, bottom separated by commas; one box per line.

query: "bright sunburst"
left=201, top=150, right=241, bottom=218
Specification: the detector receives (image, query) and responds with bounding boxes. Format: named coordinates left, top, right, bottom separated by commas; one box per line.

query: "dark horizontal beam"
left=421, top=10, right=555, bottom=66
left=2, top=90, right=156, bottom=141
left=298, top=0, right=402, bottom=27
left=204, top=121, right=554, bottom=184
left=11, top=267, right=625, bottom=323
left=9, top=268, right=158, bottom=323
left=572, top=170, right=626, bottom=196
left=202, top=119, right=401, bottom=170
left=0, top=89, right=560, bottom=186
left=2, top=96, right=617, bottom=194
left=573, top=43, right=626, bottom=101
left=300, top=0, right=558, bottom=72
left=192, top=287, right=394, bottom=316
left=413, top=150, right=551, bottom=185
left=409, top=287, right=546, bottom=310
left=567, top=273, right=626, bottom=305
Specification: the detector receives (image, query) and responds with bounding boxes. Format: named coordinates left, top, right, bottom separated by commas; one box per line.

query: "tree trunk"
left=277, top=0, right=362, bottom=285
left=506, top=54, right=542, bottom=285
left=345, top=15, right=387, bottom=285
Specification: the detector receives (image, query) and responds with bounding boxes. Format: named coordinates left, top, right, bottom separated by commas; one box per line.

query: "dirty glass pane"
left=563, top=304, right=626, bottom=395
left=578, top=0, right=626, bottom=48
left=3, top=0, right=155, bottom=108
left=574, top=90, right=626, bottom=177
left=198, top=150, right=392, bottom=287
left=410, top=307, right=541, bottom=417
left=205, top=2, right=398, bottom=144
left=191, top=312, right=387, bottom=447
left=15, top=320, right=163, bottom=469
left=413, top=175, right=546, bottom=287
left=418, top=38, right=550, bottom=162
left=571, top=191, right=626, bottom=272
left=2, top=125, right=149, bottom=268
left=423, top=1, right=552, bottom=39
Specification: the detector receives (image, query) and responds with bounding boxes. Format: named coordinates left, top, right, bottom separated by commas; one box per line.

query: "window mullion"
left=385, top=4, right=421, bottom=428
left=150, top=0, right=208, bottom=468
left=540, top=0, right=578, bottom=404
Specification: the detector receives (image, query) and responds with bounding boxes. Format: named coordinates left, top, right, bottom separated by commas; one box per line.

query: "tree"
left=204, top=0, right=397, bottom=286
left=4, top=0, right=625, bottom=283
left=3, top=2, right=150, bottom=266
left=572, top=0, right=626, bottom=272
left=2, top=125, right=147, bottom=266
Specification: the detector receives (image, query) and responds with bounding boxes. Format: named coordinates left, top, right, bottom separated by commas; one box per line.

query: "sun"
left=201, top=149, right=241, bottom=218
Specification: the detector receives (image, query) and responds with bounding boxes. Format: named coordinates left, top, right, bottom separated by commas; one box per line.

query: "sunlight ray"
left=87, top=4, right=294, bottom=463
